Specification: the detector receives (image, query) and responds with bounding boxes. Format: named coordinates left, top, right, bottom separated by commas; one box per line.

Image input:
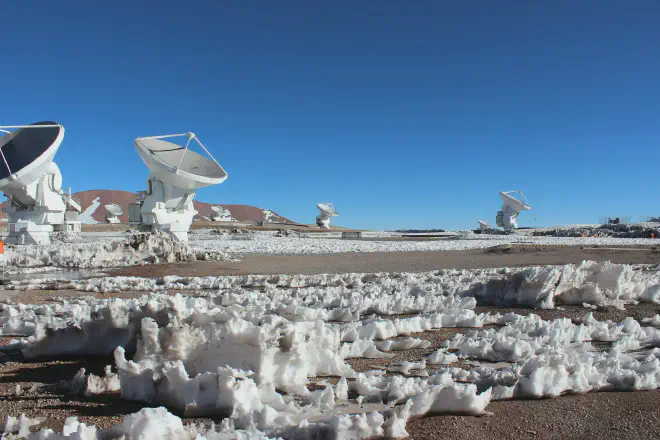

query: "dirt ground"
left=2, top=246, right=660, bottom=439
left=110, top=245, right=660, bottom=278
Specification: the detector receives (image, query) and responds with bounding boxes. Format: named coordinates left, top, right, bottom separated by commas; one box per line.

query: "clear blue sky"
left=3, top=1, right=659, bottom=230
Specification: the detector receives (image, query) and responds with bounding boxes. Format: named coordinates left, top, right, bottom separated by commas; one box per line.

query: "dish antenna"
left=134, top=132, right=227, bottom=241
left=316, top=203, right=338, bottom=229
left=105, top=203, right=124, bottom=224
left=211, top=205, right=231, bottom=221
left=496, top=190, right=531, bottom=230
left=478, top=220, right=491, bottom=230
left=0, top=122, right=81, bottom=244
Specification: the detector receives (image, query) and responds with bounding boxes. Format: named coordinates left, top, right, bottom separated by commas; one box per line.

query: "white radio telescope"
left=105, top=203, right=123, bottom=224
left=478, top=220, right=491, bottom=230
left=211, top=205, right=231, bottom=222
left=316, top=203, right=338, bottom=229
left=0, top=122, right=82, bottom=244
left=496, top=190, right=531, bottom=230
left=134, top=132, right=227, bottom=241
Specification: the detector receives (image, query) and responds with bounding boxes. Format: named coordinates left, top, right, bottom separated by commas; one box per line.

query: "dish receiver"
left=105, top=203, right=124, bottom=224
left=134, top=132, right=227, bottom=241
left=496, top=190, right=531, bottom=230
left=211, top=205, right=232, bottom=221
left=478, top=220, right=491, bottom=230
left=0, top=122, right=80, bottom=244
left=316, top=202, right=338, bottom=229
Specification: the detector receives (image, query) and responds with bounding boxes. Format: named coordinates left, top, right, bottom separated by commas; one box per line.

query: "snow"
left=1, top=258, right=659, bottom=438
left=1, top=414, right=43, bottom=438
left=5, top=261, right=658, bottom=311
left=190, top=230, right=658, bottom=255
left=3, top=231, right=229, bottom=270
left=1, top=229, right=658, bottom=273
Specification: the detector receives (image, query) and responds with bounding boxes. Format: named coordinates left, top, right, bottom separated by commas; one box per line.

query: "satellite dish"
left=478, top=220, right=491, bottom=230
left=0, top=122, right=79, bottom=244
left=105, top=203, right=124, bottom=224
left=316, top=202, right=338, bottom=229
left=210, top=205, right=232, bottom=221
left=135, top=135, right=227, bottom=190
left=134, top=132, right=228, bottom=241
left=496, top=190, right=531, bottom=230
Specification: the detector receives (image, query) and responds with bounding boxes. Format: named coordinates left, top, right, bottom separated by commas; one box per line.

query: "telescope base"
left=6, top=221, right=54, bottom=245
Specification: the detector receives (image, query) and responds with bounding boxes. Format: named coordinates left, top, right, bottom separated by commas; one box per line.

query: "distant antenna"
left=496, top=190, right=531, bottom=230
left=316, top=203, right=338, bottom=229
left=0, top=122, right=81, bottom=244
left=105, top=203, right=124, bottom=224
left=211, top=205, right=232, bottom=222
left=134, top=132, right=228, bottom=241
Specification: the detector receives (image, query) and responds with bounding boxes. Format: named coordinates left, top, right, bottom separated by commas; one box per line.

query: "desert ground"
left=1, top=225, right=660, bottom=439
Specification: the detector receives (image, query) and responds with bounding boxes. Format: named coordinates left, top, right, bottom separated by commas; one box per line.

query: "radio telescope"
left=478, top=220, right=491, bottom=230
left=495, top=190, right=531, bottom=230
left=211, top=205, right=231, bottom=222
left=0, top=122, right=81, bottom=244
left=134, top=132, right=227, bottom=241
left=316, top=203, right=338, bottom=229
left=105, top=203, right=123, bottom=224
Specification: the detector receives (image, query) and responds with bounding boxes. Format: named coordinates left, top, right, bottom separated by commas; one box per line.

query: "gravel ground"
left=406, top=390, right=660, bottom=439
left=109, top=245, right=660, bottom=278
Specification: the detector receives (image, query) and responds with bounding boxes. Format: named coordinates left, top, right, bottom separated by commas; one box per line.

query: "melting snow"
left=1, top=261, right=660, bottom=438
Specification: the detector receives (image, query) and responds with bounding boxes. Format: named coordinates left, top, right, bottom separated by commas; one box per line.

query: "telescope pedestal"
left=316, top=214, right=331, bottom=229
left=4, top=168, right=68, bottom=245
left=496, top=206, right=518, bottom=230
left=139, top=175, right=196, bottom=242
left=7, top=221, right=53, bottom=245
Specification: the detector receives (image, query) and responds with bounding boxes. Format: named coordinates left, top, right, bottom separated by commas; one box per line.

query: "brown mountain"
left=0, top=189, right=294, bottom=224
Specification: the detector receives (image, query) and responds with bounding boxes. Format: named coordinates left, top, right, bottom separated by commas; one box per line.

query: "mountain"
left=0, top=189, right=294, bottom=224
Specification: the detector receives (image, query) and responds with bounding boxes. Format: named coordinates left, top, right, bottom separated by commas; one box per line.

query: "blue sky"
left=2, top=1, right=659, bottom=230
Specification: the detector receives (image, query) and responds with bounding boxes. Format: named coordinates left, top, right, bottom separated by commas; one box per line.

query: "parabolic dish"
left=500, top=191, right=531, bottom=211
left=105, top=203, right=124, bottom=216
left=317, top=203, right=338, bottom=216
left=478, top=220, right=491, bottom=229
left=0, top=121, right=64, bottom=188
left=135, top=137, right=227, bottom=190
left=211, top=205, right=228, bottom=214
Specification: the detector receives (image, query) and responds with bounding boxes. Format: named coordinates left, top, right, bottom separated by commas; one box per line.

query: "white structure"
left=496, top=190, right=531, bottom=230
left=0, top=122, right=81, bottom=244
left=79, top=196, right=101, bottom=224
left=316, top=203, right=338, bottom=229
left=478, top=220, right=491, bottom=230
left=134, top=132, right=227, bottom=242
left=105, top=203, right=123, bottom=224
left=211, top=205, right=232, bottom=222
